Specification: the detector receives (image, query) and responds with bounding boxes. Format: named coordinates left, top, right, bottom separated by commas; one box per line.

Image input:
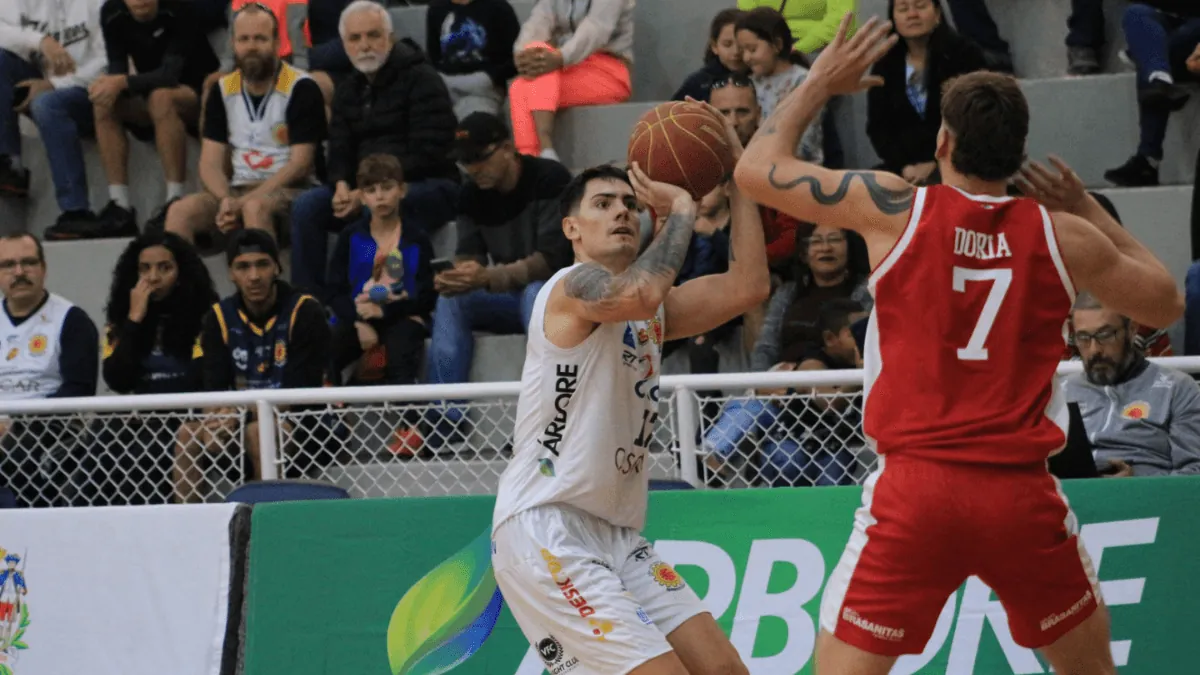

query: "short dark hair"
left=941, top=71, right=1029, bottom=181
left=735, top=7, right=810, bottom=68
left=704, top=9, right=743, bottom=65
left=817, top=299, right=864, bottom=338
left=233, top=1, right=280, bottom=38
left=559, top=165, right=633, bottom=220
left=0, top=233, right=44, bottom=263
left=357, top=154, right=405, bottom=189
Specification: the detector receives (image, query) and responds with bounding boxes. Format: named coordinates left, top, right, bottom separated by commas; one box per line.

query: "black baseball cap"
left=226, top=229, right=281, bottom=268
left=452, top=112, right=510, bottom=163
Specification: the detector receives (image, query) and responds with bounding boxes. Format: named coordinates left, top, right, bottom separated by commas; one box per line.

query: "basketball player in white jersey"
left=491, top=116, right=770, bottom=675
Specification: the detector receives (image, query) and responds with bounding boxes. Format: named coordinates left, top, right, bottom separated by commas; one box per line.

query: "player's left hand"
left=804, top=13, right=897, bottom=96
left=629, top=162, right=694, bottom=217
left=1014, top=155, right=1087, bottom=214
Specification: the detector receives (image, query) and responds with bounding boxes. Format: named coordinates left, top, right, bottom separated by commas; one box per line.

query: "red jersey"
left=863, top=185, right=1075, bottom=466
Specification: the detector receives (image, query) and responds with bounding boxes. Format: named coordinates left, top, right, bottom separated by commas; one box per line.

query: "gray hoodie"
left=515, top=0, right=634, bottom=67
left=1064, top=359, right=1200, bottom=476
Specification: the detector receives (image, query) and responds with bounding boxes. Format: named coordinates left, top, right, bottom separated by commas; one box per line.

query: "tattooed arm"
left=543, top=166, right=698, bottom=349
left=734, top=14, right=912, bottom=243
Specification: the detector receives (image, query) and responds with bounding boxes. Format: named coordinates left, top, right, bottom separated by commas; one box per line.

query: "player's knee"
left=164, top=199, right=200, bottom=240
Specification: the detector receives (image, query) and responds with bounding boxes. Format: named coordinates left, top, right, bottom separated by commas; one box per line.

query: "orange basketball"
left=627, top=101, right=734, bottom=201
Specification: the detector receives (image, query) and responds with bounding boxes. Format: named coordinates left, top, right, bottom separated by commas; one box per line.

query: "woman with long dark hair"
left=672, top=9, right=747, bottom=102
left=83, top=232, right=217, bottom=506
left=866, top=0, right=987, bottom=184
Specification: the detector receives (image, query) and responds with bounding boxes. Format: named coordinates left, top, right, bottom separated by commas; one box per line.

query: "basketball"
left=627, top=101, right=735, bottom=201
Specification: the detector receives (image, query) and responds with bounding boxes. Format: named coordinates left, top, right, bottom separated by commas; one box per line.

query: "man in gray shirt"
left=1064, top=291, right=1200, bottom=477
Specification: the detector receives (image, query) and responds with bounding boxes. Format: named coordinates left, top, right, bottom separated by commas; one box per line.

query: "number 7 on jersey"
left=952, top=266, right=1012, bottom=361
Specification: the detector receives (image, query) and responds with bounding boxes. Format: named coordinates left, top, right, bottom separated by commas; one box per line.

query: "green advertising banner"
left=241, top=478, right=1200, bottom=675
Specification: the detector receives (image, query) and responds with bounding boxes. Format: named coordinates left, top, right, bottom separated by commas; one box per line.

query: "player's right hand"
left=804, top=13, right=897, bottom=96
left=685, top=96, right=744, bottom=161
left=628, top=162, right=694, bottom=218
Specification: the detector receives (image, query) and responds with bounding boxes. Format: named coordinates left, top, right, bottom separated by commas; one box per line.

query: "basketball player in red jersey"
left=735, top=14, right=1184, bottom=675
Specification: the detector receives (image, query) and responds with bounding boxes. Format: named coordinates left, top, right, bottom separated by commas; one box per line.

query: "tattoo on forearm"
left=767, top=166, right=915, bottom=216
left=563, top=212, right=696, bottom=306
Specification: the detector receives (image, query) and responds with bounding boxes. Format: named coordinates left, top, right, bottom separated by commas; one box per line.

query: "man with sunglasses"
left=1065, top=291, right=1200, bottom=477
left=422, top=112, right=572, bottom=445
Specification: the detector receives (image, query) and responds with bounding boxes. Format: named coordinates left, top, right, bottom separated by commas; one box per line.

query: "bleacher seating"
left=6, top=0, right=1196, bottom=396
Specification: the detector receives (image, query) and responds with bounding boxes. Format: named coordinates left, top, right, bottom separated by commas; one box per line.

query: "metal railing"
left=1, top=356, right=1197, bottom=505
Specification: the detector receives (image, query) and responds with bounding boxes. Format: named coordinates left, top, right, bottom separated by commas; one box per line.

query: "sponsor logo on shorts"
left=589, top=618, right=613, bottom=641
left=636, top=606, right=654, bottom=626
left=587, top=558, right=614, bottom=572
left=539, top=458, right=556, bottom=477
left=536, top=635, right=579, bottom=673
left=649, top=562, right=686, bottom=591
left=841, top=608, right=905, bottom=642
left=628, top=545, right=651, bottom=562
left=541, top=548, right=599, bottom=621
left=1040, top=590, right=1094, bottom=632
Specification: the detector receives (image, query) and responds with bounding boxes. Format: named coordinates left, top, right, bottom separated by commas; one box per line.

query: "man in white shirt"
left=0, top=233, right=99, bottom=507
left=491, top=111, right=770, bottom=675
left=0, top=0, right=112, bottom=237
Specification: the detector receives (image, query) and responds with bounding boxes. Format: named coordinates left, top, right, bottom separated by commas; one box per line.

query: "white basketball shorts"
left=492, top=505, right=708, bottom=675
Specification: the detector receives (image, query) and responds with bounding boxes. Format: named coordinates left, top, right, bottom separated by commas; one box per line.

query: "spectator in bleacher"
left=752, top=225, right=871, bottom=372
left=708, top=75, right=802, bottom=275
left=1065, top=291, right=1200, bottom=476
left=672, top=9, right=746, bottom=103
left=0, top=0, right=109, bottom=231
left=1104, top=4, right=1200, bottom=187
left=941, top=0, right=1013, bottom=73
left=423, top=112, right=571, bottom=443
left=0, top=233, right=99, bottom=507
left=735, top=8, right=823, bottom=164
left=177, top=229, right=329, bottom=501
left=86, top=232, right=216, bottom=505
left=1187, top=260, right=1200, bottom=355
left=290, top=0, right=459, bottom=295
left=52, top=0, right=221, bottom=241
left=102, top=231, right=216, bottom=395
left=216, top=0, right=337, bottom=102
left=1067, top=0, right=1106, bottom=75
left=426, top=0, right=520, bottom=119
left=704, top=298, right=867, bottom=488
left=328, top=154, right=435, bottom=387
left=163, top=3, right=325, bottom=254
left=508, top=0, right=634, bottom=161
left=867, top=0, right=985, bottom=184
left=306, top=0, right=355, bottom=82
left=737, top=0, right=856, bottom=54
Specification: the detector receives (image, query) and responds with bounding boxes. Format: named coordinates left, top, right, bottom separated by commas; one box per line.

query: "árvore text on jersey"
left=539, top=363, right=579, bottom=456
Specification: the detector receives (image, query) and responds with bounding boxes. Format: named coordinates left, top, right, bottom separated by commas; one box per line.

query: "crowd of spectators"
left=0, top=0, right=1198, bottom=505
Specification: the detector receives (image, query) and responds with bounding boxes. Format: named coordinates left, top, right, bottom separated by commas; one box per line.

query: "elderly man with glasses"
left=1065, top=290, right=1200, bottom=477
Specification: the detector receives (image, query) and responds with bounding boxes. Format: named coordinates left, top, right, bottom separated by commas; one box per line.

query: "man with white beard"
left=289, top=0, right=460, bottom=296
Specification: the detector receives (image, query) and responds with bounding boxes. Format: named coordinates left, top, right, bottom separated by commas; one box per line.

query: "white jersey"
left=219, top=62, right=316, bottom=187
left=0, top=293, right=73, bottom=400
left=493, top=265, right=665, bottom=532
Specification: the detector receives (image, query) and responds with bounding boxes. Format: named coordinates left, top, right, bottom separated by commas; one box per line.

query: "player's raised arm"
left=734, top=14, right=911, bottom=237
left=553, top=167, right=697, bottom=326
left=662, top=108, right=771, bottom=341
left=1016, top=157, right=1184, bottom=328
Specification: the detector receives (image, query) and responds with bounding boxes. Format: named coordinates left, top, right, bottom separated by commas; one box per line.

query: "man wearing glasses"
left=0, top=233, right=99, bottom=506
left=1065, top=291, right=1200, bottom=477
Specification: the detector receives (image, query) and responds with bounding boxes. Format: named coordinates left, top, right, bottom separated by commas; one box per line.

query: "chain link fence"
left=275, top=394, right=680, bottom=498
left=0, top=408, right=249, bottom=507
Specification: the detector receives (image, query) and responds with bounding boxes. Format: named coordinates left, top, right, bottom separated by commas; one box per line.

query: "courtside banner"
left=242, top=477, right=1200, bottom=675
left=0, top=504, right=242, bottom=675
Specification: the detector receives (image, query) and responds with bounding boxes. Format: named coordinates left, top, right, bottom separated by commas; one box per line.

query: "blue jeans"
left=1123, top=5, right=1200, bottom=158
left=426, top=283, right=544, bottom=386
left=1186, top=261, right=1200, bottom=355
left=290, top=177, right=459, bottom=293
left=0, top=50, right=92, bottom=212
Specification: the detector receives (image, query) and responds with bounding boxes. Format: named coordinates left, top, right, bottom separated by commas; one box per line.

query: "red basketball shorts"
left=818, top=454, right=1101, bottom=657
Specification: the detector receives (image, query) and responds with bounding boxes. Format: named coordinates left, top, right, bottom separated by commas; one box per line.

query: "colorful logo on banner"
left=386, top=528, right=502, bottom=675
left=0, top=548, right=30, bottom=675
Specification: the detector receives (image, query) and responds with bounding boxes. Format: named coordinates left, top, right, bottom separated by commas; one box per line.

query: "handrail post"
left=256, top=399, right=280, bottom=481
left=674, top=386, right=702, bottom=489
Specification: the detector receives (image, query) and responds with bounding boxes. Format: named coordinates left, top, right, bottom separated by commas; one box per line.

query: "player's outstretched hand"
left=629, top=161, right=694, bottom=217
left=805, top=13, right=897, bottom=96
left=1014, top=155, right=1087, bottom=214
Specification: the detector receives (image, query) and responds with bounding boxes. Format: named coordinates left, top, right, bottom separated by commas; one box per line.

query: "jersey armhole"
left=1040, top=205, right=1077, bottom=303
left=531, top=274, right=604, bottom=357
left=867, top=186, right=927, bottom=294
